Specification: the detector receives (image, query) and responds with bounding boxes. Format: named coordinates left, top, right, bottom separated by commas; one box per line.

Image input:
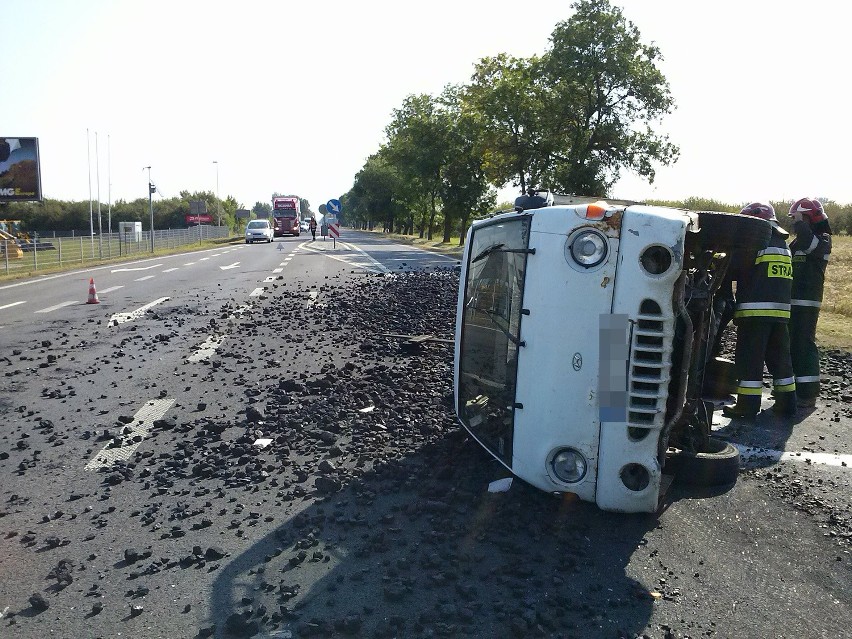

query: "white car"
left=300, top=220, right=310, bottom=233
left=245, top=219, right=273, bottom=244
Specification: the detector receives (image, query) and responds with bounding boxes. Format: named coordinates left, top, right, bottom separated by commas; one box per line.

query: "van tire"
left=665, top=437, right=740, bottom=487
left=695, top=211, right=771, bottom=252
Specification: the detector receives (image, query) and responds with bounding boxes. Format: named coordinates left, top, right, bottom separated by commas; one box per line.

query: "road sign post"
left=325, top=200, right=342, bottom=248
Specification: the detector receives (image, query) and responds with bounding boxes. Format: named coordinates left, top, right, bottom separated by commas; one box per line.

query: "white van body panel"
left=511, top=207, right=621, bottom=500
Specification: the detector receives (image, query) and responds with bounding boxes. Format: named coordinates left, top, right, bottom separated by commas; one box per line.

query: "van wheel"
left=665, top=437, right=740, bottom=487
left=695, top=211, right=771, bottom=252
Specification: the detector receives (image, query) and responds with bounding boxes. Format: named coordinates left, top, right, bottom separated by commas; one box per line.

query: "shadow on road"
left=208, top=430, right=658, bottom=639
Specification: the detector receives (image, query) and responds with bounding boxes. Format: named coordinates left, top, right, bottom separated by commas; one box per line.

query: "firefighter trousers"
left=790, top=305, right=820, bottom=400
left=733, top=320, right=797, bottom=415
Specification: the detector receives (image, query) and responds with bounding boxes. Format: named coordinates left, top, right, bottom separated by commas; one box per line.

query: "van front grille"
left=628, top=300, right=669, bottom=427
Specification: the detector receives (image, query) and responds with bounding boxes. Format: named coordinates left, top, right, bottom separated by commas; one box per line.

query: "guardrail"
left=1, top=226, right=231, bottom=276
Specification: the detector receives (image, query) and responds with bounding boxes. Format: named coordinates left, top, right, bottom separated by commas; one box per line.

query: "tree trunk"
left=427, top=193, right=436, bottom=241
left=442, top=211, right=453, bottom=244
left=459, top=212, right=470, bottom=245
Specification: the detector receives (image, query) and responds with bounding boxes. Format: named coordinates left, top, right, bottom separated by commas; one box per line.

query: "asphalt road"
left=0, top=231, right=849, bottom=639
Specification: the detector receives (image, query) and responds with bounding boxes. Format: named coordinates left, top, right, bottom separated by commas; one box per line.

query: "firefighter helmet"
left=789, top=197, right=828, bottom=224
left=740, top=202, right=777, bottom=222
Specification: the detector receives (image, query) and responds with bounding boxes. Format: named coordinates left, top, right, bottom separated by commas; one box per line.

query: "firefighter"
left=723, top=203, right=797, bottom=418
left=788, top=197, right=832, bottom=407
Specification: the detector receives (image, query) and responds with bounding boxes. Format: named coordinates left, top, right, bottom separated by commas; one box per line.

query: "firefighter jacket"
left=790, top=219, right=831, bottom=307
left=733, top=226, right=793, bottom=323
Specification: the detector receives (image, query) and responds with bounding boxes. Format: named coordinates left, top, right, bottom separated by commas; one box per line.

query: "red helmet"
left=740, top=202, right=777, bottom=222
left=789, top=197, right=827, bottom=224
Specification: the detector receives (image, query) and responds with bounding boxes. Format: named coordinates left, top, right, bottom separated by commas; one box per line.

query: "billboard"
left=186, top=214, right=213, bottom=224
left=0, top=137, right=42, bottom=202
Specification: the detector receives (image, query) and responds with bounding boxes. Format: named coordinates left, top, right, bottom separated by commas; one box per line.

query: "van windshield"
left=457, top=217, right=531, bottom=465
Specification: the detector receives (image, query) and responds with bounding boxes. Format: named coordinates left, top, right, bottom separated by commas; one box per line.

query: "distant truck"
left=272, top=196, right=301, bottom=237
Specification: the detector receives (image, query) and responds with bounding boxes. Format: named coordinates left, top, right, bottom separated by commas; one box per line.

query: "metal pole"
left=144, top=166, right=154, bottom=252
left=213, top=160, right=220, bottom=227
left=107, top=134, right=112, bottom=235
left=87, top=129, right=94, bottom=258
left=96, top=132, right=102, bottom=258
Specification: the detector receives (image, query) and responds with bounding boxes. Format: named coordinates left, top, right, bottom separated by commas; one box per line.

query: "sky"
left=3, top=0, right=851, bottom=216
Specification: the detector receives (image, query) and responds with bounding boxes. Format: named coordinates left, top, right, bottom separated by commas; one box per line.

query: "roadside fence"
left=1, top=226, right=231, bottom=276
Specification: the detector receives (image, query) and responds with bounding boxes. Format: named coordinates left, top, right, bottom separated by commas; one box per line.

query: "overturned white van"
left=454, top=195, right=771, bottom=512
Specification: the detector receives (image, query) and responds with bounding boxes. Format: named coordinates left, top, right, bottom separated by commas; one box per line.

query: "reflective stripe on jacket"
left=790, top=219, right=830, bottom=305
left=734, top=228, right=792, bottom=322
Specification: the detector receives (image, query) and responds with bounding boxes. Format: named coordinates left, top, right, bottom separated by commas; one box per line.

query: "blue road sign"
left=326, top=199, right=342, bottom=214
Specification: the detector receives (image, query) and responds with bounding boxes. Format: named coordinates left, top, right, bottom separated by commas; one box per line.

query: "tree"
left=384, top=94, right=451, bottom=239
left=539, top=0, right=679, bottom=194
left=437, top=85, right=495, bottom=243
left=347, top=151, right=402, bottom=231
left=465, top=53, right=549, bottom=194
left=253, top=201, right=272, bottom=216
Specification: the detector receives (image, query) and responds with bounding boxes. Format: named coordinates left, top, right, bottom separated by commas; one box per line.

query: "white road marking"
left=249, top=288, right=264, bottom=297
left=162, top=268, right=179, bottom=273
left=111, top=263, right=163, bottom=273
left=35, top=300, right=77, bottom=313
left=108, top=296, right=170, bottom=326
left=199, top=257, right=209, bottom=261
left=736, top=444, right=852, bottom=469
left=306, top=291, right=319, bottom=308
left=0, top=245, right=248, bottom=293
left=341, top=242, right=391, bottom=272
left=300, top=241, right=389, bottom=273
left=85, top=398, right=175, bottom=470
left=187, top=334, right=226, bottom=362
left=184, top=262, right=196, bottom=266
left=220, top=262, right=240, bottom=270
left=264, top=276, right=276, bottom=282
left=273, top=268, right=283, bottom=273
left=0, top=300, right=26, bottom=310
left=99, top=285, right=124, bottom=294
left=134, top=275, right=155, bottom=282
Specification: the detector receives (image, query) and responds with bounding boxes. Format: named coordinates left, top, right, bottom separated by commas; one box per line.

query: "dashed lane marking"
left=35, top=300, right=77, bottom=313
left=736, top=444, right=852, bottom=469
left=134, top=275, right=155, bottom=282
left=306, top=291, right=324, bottom=309
left=187, top=334, right=227, bottom=363
left=162, top=268, right=179, bottom=273
left=98, top=285, right=124, bottom=294
left=111, top=264, right=163, bottom=273
left=85, top=398, right=175, bottom=470
left=273, top=268, right=283, bottom=273
left=108, top=296, right=170, bottom=326
left=0, top=301, right=26, bottom=310
left=249, top=288, right=264, bottom=297
left=183, top=262, right=196, bottom=266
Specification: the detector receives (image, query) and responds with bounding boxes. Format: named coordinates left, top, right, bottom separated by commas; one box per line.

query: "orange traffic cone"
left=87, top=277, right=100, bottom=304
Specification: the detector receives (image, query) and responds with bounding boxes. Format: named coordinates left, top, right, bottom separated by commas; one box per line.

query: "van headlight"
left=569, top=230, right=608, bottom=268
left=549, top=448, right=587, bottom=483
